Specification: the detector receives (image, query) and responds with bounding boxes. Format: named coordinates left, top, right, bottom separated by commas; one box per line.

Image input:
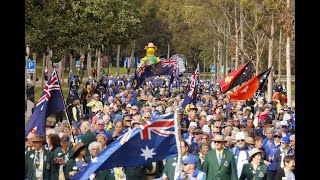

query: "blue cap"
left=281, top=136, right=290, bottom=144
left=182, top=154, right=198, bottom=165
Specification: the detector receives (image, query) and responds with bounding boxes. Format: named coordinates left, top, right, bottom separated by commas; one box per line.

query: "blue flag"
left=72, top=113, right=178, bottom=180
left=132, top=61, right=175, bottom=90
left=181, top=64, right=200, bottom=110
left=25, top=70, right=65, bottom=137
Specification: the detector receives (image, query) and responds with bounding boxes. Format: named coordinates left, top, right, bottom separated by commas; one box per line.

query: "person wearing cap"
left=231, top=132, right=251, bottom=179
left=265, top=131, right=282, bottom=179
left=66, top=89, right=79, bottom=122
left=53, top=134, right=74, bottom=180
left=162, top=140, right=193, bottom=180
left=183, top=122, right=197, bottom=146
left=25, top=135, right=57, bottom=180
left=239, top=148, right=268, bottom=180
left=279, top=120, right=291, bottom=138
left=203, top=135, right=238, bottom=180
left=287, top=134, right=295, bottom=157
left=65, top=142, right=89, bottom=178
left=273, top=136, right=291, bottom=171
left=86, top=93, right=104, bottom=117
left=274, top=155, right=295, bottom=180
left=176, top=154, right=206, bottom=180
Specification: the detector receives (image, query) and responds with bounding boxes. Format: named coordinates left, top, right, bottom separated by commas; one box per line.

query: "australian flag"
left=132, top=61, right=174, bottom=90
left=72, top=113, right=178, bottom=180
left=25, top=69, right=65, bottom=137
left=181, top=64, right=200, bottom=110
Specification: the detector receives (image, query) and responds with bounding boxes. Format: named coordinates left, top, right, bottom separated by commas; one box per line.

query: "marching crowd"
left=25, top=73, right=295, bottom=180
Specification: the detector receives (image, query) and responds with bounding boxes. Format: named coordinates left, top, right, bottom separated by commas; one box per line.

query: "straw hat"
left=71, top=142, right=86, bottom=159
left=249, top=148, right=263, bottom=162
left=144, top=42, right=157, bottom=50
left=212, top=135, right=227, bottom=142
left=31, top=135, right=45, bottom=142
left=124, top=116, right=132, bottom=121
left=245, top=136, right=255, bottom=145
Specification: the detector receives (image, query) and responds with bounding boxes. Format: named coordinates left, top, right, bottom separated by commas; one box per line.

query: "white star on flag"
left=240, top=86, right=249, bottom=93
left=140, top=145, right=156, bottom=161
left=91, top=157, right=98, bottom=163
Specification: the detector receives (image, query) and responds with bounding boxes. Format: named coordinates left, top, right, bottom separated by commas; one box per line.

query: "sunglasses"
left=237, top=139, right=245, bottom=142
left=97, top=124, right=104, bottom=125
left=214, top=141, right=222, bottom=144
left=274, top=136, right=280, bottom=138
left=194, top=133, right=202, bottom=135
left=213, top=132, right=219, bottom=134
left=240, top=126, right=246, bottom=128
left=234, top=120, right=239, bottom=122
left=281, top=126, right=287, bottom=128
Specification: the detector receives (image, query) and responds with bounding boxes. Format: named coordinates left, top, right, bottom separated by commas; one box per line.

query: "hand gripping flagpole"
left=54, top=68, right=76, bottom=143
left=174, top=106, right=183, bottom=179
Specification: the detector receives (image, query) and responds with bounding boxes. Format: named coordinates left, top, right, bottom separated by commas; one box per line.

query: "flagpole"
left=54, top=68, right=76, bottom=143
left=174, top=106, right=183, bottom=179
left=253, top=67, right=273, bottom=101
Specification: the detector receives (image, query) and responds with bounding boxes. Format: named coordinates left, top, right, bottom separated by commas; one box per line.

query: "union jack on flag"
left=181, top=64, right=200, bottom=110
left=25, top=69, right=65, bottom=137
left=161, top=57, right=178, bottom=68
left=136, top=62, right=148, bottom=77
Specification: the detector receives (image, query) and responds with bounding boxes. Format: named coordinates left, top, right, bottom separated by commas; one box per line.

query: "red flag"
left=219, top=61, right=253, bottom=93
left=229, top=67, right=272, bottom=102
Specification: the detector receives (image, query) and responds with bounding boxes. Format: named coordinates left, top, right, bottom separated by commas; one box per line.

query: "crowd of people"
left=25, top=73, right=295, bottom=180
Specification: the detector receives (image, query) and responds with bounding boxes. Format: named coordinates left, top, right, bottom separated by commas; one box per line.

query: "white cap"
left=202, top=125, right=211, bottom=133
left=235, top=132, right=245, bottom=141
left=206, top=115, right=214, bottom=121
left=279, top=120, right=288, bottom=126
left=283, top=113, right=292, bottom=121
left=127, top=103, right=132, bottom=108
left=189, top=122, right=197, bottom=128
left=110, top=103, right=114, bottom=108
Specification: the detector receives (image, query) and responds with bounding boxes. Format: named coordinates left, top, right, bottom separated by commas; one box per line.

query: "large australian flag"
left=132, top=61, right=174, bottom=90
left=25, top=69, right=65, bottom=137
left=72, top=113, right=178, bottom=180
left=181, top=64, right=200, bottom=110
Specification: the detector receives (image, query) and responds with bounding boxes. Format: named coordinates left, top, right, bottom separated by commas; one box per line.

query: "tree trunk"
left=116, top=44, right=121, bottom=76
left=61, top=56, right=66, bottom=84
left=41, top=53, right=45, bottom=89
left=255, top=36, right=260, bottom=74
left=25, top=46, right=30, bottom=89
left=240, top=6, right=244, bottom=65
left=32, top=52, right=37, bottom=93
left=286, top=0, right=292, bottom=108
left=129, top=40, right=136, bottom=76
left=167, top=41, right=170, bottom=60
left=213, top=45, right=216, bottom=84
left=97, top=49, right=101, bottom=81
left=278, top=29, right=282, bottom=83
left=87, top=50, right=92, bottom=78
left=47, top=50, right=53, bottom=77
left=267, top=14, right=274, bottom=102
left=234, top=0, right=239, bottom=69
left=218, top=40, right=222, bottom=81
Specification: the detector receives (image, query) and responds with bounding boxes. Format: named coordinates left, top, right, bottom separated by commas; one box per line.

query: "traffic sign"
left=26, top=60, right=36, bottom=73
left=76, top=60, right=81, bottom=68
left=210, top=66, right=215, bottom=72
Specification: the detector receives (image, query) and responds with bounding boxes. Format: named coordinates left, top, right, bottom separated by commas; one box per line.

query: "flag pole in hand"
left=174, top=106, right=182, bottom=179
left=55, top=68, right=76, bottom=143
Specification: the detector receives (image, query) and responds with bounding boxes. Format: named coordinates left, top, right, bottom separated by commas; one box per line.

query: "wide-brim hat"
left=31, top=135, right=45, bottom=142
left=212, top=135, right=227, bottom=142
left=249, top=148, right=262, bottom=162
left=245, top=136, right=255, bottom=145
left=71, top=142, right=86, bottom=159
left=144, top=42, right=157, bottom=50
left=124, top=116, right=132, bottom=121
left=131, top=120, right=141, bottom=128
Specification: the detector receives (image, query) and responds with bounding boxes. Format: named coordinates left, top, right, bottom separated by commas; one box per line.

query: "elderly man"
left=25, top=132, right=35, bottom=154
left=78, top=121, right=96, bottom=157
left=288, top=134, right=295, bottom=157
left=230, top=132, right=251, bottom=179
left=25, top=135, right=57, bottom=180
left=203, top=135, right=238, bottom=180
left=176, top=154, right=206, bottom=180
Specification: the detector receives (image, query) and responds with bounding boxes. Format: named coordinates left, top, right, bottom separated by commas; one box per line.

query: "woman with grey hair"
left=88, top=141, right=102, bottom=160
